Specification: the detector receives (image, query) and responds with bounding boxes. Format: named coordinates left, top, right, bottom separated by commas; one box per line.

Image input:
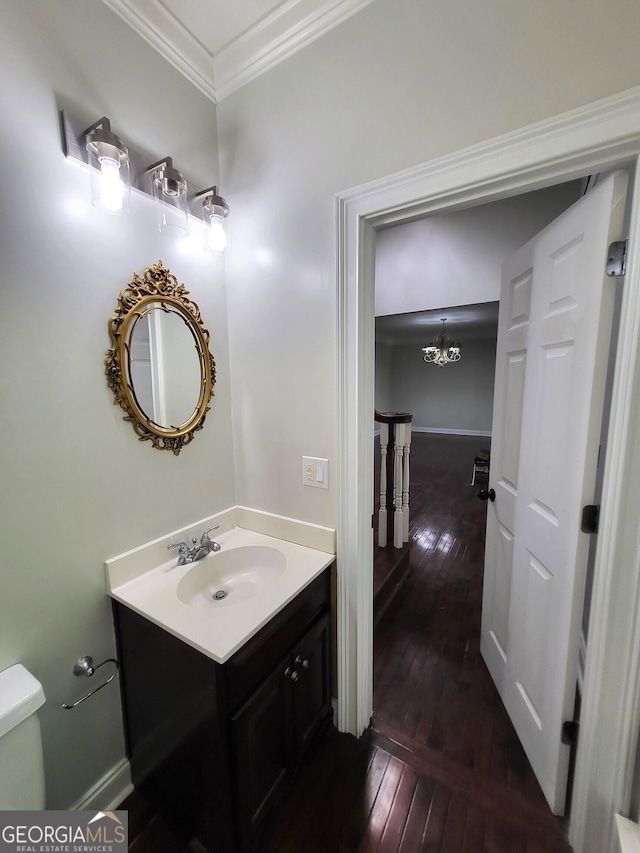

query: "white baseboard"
left=374, top=426, right=491, bottom=438
left=412, top=427, right=492, bottom=437
left=70, top=757, right=133, bottom=811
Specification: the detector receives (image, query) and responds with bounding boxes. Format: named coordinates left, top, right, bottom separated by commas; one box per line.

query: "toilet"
left=0, top=664, right=46, bottom=809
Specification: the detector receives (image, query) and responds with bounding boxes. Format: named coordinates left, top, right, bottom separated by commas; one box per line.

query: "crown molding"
left=100, top=0, right=217, bottom=102
left=214, top=0, right=376, bottom=100
left=100, top=0, right=375, bottom=104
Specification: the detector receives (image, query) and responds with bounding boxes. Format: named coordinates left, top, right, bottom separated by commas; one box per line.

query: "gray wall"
left=374, top=342, right=394, bottom=415
left=0, top=2, right=235, bottom=809
left=378, top=339, right=497, bottom=434
left=373, top=186, right=584, bottom=435
left=218, top=0, right=640, bottom=526
left=375, top=184, right=583, bottom=316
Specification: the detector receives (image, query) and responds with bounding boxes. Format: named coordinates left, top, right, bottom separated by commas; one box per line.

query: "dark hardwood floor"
left=124, top=433, right=573, bottom=853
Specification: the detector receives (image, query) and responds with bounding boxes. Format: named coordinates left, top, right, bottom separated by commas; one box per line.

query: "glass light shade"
left=151, top=163, right=189, bottom=237
left=86, top=123, right=130, bottom=215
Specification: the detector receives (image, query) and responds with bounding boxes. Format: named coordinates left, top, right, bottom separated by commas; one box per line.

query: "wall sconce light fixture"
left=195, top=187, right=230, bottom=254
left=83, top=117, right=130, bottom=215
left=147, top=157, right=189, bottom=237
left=63, top=111, right=230, bottom=250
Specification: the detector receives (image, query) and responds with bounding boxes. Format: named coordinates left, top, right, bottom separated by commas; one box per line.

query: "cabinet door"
left=291, top=613, right=332, bottom=760
left=231, top=658, right=291, bottom=850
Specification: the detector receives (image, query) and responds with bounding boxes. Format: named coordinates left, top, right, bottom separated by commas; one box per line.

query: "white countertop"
left=107, top=525, right=335, bottom=664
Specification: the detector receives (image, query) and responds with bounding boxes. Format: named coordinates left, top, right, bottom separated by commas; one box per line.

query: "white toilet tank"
left=0, top=664, right=46, bottom=809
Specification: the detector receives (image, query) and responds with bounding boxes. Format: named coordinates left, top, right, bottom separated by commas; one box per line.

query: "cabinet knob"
left=284, top=666, right=300, bottom=682
left=295, top=655, right=310, bottom=670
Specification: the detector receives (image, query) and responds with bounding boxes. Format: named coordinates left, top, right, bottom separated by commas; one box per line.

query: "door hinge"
left=562, top=720, right=579, bottom=747
left=606, top=239, right=627, bottom=277
left=581, top=504, right=600, bottom=534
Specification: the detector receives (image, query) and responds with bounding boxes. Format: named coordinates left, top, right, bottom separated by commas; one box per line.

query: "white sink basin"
left=177, top=545, right=287, bottom=608
left=107, top=522, right=335, bottom=662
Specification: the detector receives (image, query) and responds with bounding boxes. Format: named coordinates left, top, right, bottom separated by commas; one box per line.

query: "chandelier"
left=422, top=319, right=461, bottom=366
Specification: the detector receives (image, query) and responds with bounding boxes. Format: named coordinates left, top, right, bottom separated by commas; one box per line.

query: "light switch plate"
left=302, top=456, right=329, bottom=489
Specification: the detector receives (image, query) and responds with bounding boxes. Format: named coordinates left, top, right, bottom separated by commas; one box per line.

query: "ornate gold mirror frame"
left=105, top=261, right=216, bottom=454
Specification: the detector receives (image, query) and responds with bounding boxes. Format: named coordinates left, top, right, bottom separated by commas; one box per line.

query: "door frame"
left=336, top=85, right=640, bottom=853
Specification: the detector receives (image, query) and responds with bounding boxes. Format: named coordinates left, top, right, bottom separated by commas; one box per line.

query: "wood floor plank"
left=421, top=784, right=450, bottom=850
left=372, top=722, right=569, bottom=849
left=377, top=764, right=420, bottom=853
left=310, top=734, right=378, bottom=853
left=397, top=776, right=436, bottom=853
left=461, top=802, right=486, bottom=852
left=441, top=792, right=468, bottom=852
left=357, top=755, right=406, bottom=853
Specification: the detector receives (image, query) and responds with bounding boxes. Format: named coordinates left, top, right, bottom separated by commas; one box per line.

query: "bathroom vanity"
left=108, top=520, right=335, bottom=853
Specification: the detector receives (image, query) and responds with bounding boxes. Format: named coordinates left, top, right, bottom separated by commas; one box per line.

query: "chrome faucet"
left=193, top=527, right=222, bottom=561
left=167, top=526, right=221, bottom=565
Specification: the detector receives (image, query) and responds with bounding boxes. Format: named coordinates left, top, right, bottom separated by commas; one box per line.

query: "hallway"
left=370, top=433, right=572, bottom=850
left=257, top=433, right=573, bottom=852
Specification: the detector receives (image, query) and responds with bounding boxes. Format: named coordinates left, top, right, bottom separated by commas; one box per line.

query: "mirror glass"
left=106, top=261, right=216, bottom=454
left=129, top=305, right=202, bottom=429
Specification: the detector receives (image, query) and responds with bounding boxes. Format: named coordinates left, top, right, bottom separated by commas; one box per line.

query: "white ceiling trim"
left=214, top=0, right=376, bottom=101
left=101, top=0, right=217, bottom=102
left=100, top=0, right=375, bottom=104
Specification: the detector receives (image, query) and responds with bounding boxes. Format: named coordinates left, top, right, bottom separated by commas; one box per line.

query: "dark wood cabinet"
left=290, top=614, right=332, bottom=757
left=230, top=613, right=331, bottom=849
left=231, top=653, right=292, bottom=847
left=114, top=569, right=332, bottom=853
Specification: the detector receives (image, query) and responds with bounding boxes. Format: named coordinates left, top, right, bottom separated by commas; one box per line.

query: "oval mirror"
left=128, top=303, right=203, bottom=429
left=106, top=262, right=216, bottom=454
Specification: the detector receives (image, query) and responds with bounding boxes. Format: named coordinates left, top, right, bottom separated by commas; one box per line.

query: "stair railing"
left=375, top=411, right=413, bottom=548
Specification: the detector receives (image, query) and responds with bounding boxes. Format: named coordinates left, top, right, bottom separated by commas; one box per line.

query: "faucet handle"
left=168, top=541, right=190, bottom=554
left=201, top=526, right=220, bottom=543
left=168, top=541, right=194, bottom=566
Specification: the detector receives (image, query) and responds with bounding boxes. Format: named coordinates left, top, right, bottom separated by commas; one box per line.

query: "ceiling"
left=375, top=302, right=499, bottom=346
left=101, top=0, right=375, bottom=101
left=161, top=0, right=288, bottom=56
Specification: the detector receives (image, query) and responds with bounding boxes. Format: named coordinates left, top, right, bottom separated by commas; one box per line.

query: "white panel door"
left=480, top=171, right=628, bottom=814
left=481, top=241, right=533, bottom=692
